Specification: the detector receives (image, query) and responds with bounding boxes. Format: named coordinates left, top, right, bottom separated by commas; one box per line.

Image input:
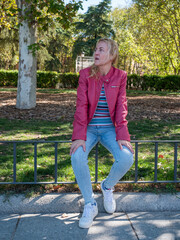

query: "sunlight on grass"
left=0, top=141, right=179, bottom=183
left=0, top=118, right=179, bottom=184
left=0, top=88, right=77, bottom=94
left=126, top=89, right=180, bottom=96
left=1, top=87, right=179, bottom=96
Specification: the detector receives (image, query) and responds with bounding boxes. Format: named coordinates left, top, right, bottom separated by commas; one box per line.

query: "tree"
left=132, top=0, right=180, bottom=75
left=111, top=1, right=180, bottom=75
left=41, top=25, right=75, bottom=72
left=112, top=7, right=138, bottom=72
left=73, top=0, right=114, bottom=57
left=0, top=28, right=19, bottom=70
left=0, top=0, right=19, bottom=69
left=0, top=0, right=18, bottom=32
left=3, top=0, right=82, bottom=109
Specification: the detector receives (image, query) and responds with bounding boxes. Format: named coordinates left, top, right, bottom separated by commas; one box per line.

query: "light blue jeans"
left=71, top=125, right=134, bottom=205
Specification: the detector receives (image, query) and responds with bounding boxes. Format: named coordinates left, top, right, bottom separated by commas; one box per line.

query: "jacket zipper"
left=89, top=81, right=103, bottom=122
left=104, top=83, right=113, bottom=123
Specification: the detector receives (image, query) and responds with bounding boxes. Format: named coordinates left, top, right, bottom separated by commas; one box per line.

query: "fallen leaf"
left=53, top=185, right=61, bottom=191
left=61, top=213, right=68, bottom=218
left=0, top=91, right=179, bottom=122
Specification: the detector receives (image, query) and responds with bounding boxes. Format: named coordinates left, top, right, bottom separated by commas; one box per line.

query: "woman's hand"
left=118, top=140, right=134, bottom=154
left=70, top=140, right=86, bottom=155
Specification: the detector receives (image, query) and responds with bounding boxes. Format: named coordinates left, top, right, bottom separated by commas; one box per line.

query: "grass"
left=0, top=87, right=179, bottom=96
left=0, top=87, right=77, bottom=94
left=0, top=88, right=180, bottom=194
left=126, top=89, right=180, bottom=96
left=0, top=119, right=179, bottom=186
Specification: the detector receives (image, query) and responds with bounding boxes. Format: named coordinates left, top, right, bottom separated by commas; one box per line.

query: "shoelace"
left=104, top=188, right=114, bottom=202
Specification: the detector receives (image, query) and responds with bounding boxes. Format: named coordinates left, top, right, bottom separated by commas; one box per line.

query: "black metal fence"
left=0, top=140, right=179, bottom=185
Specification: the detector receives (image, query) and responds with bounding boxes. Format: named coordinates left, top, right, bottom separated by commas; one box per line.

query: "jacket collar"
left=100, top=66, right=114, bottom=83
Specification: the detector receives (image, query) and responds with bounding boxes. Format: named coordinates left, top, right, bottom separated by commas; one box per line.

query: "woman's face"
left=94, top=41, right=112, bottom=67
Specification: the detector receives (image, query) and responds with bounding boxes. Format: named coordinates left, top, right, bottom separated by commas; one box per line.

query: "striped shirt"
left=88, top=84, right=113, bottom=126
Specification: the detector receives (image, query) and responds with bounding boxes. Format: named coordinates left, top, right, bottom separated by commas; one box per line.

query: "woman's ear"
left=109, top=54, right=114, bottom=62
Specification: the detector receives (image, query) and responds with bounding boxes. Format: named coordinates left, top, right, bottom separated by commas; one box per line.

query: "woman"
left=70, top=38, right=134, bottom=228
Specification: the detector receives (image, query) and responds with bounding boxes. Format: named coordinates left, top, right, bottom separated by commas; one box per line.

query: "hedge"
left=58, top=73, right=79, bottom=88
left=37, top=71, right=59, bottom=88
left=0, top=70, right=79, bottom=88
left=0, top=70, right=18, bottom=87
left=127, top=74, right=180, bottom=91
left=0, top=70, right=179, bottom=91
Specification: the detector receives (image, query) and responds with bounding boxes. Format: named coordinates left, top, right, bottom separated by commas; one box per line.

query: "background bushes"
left=0, top=70, right=18, bottom=87
left=127, top=74, right=180, bottom=91
left=0, top=70, right=179, bottom=91
left=37, top=71, right=59, bottom=88
left=0, top=70, right=79, bottom=88
left=58, top=73, right=79, bottom=88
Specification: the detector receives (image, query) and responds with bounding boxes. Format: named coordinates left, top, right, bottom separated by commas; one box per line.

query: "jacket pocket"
left=111, top=85, right=120, bottom=88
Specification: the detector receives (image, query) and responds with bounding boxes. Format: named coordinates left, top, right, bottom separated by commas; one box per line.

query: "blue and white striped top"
left=88, top=84, right=113, bottom=126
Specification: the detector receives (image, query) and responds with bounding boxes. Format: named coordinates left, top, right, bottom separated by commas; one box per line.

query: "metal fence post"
left=55, top=142, right=58, bottom=183
left=174, top=142, right=178, bottom=181
left=34, top=143, right=37, bottom=183
left=0, top=140, right=179, bottom=185
left=135, top=142, right=138, bottom=182
left=13, top=142, right=16, bottom=183
left=95, top=143, right=98, bottom=183
left=154, top=142, right=158, bottom=182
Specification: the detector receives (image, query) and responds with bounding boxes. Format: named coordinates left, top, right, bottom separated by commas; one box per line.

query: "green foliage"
left=0, top=118, right=179, bottom=184
left=73, top=0, right=114, bottom=57
left=0, top=0, right=80, bottom=72
left=127, top=74, right=180, bottom=91
left=0, top=27, right=19, bottom=70
left=15, top=0, right=83, bottom=31
left=111, top=7, right=141, bottom=71
left=1, top=0, right=179, bottom=76
left=37, top=71, right=79, bottom=88
left=36, top=71, right=59, bottom=88
left=162, top=75, right=180, bottom=91
left=0, top=69, right=18, bottom=86
left=58, top=73, right=79, bottom=88
left=127, top=74, right=141, bottom=89
left=0, top=70, right=79, bottom=88
left=0, top=0, right=18, bottom=30
left=111, top=1, right=180, bottom=75
left=1, top=70, right=179, bottom=91
left=131, top=0, right=180, bottom=75
left=41, top=26, right=75, bottom=72
left=28, top=41, right=43, bottom=57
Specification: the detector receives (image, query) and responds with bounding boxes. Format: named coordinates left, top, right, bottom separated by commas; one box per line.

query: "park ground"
left=0, top=88, right=179, bottom=122
left=0, top=88, right=180, bottom=196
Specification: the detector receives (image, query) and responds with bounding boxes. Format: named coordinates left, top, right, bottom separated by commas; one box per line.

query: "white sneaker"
left=101, top=180, right=116, bottom=214
left=79, top=202, right=98, bottom=228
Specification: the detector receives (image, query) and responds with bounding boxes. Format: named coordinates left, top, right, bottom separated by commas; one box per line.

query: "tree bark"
left=16, top=0, right=37, bottom=109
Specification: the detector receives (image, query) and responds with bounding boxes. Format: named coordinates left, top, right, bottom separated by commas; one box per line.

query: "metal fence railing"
left=0, top=140, right=179, bottom=184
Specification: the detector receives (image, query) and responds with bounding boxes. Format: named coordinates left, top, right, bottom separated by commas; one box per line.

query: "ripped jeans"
left=71, top=125, right=134, bottom=205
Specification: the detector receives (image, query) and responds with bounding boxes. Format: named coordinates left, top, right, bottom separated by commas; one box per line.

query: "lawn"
left=0, top=118, right=179, bottom=184
left=0, top=88, right=179, bottom=194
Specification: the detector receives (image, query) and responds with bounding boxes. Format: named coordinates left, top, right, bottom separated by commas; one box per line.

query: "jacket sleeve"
left=72, top=70, right=88, bottom=141
left=115, top=72, right=131, bottom=141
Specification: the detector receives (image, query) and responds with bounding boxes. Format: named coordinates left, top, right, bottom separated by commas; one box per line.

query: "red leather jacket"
left=72, top=66, right=130, bottom=141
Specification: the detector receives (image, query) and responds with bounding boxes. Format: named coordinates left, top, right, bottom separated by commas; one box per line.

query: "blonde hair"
left=90, top=38, right=119, bottom=78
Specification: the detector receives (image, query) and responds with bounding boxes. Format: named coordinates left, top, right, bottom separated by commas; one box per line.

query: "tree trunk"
left=16, top=0, right=37, bottom=109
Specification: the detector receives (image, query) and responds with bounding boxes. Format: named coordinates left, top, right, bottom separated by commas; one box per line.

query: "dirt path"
left=0, top=91, right=180, bottom=121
